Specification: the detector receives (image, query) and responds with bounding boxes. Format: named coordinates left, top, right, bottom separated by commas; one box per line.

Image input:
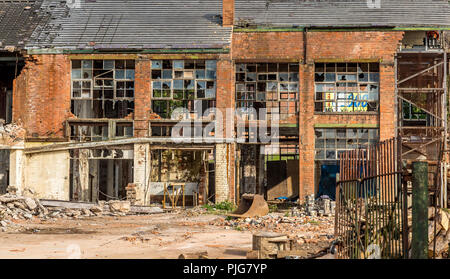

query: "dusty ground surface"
left=0, top=209, right=335, bottom=259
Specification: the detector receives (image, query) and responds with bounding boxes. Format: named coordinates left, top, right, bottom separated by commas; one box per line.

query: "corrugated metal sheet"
left=235, top=0, right=450, bottom=28
left=26, top=0, right=232, bottom=50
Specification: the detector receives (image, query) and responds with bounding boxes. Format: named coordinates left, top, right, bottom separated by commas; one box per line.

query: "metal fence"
left=335, top=138, right=408, bottom=259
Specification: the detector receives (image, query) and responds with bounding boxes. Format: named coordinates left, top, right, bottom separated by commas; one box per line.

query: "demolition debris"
left=0, top=193, right=163, bottom=232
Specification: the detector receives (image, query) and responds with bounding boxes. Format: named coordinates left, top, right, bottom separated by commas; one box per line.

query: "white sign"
left=149, top=182, right=198, bottom=195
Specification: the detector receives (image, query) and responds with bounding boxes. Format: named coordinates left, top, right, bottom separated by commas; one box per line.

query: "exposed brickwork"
left=222, top=0, right=234, bottom=27
left=216, top=57, right=235, bottom=138
left=215, top=143, right=230, bottom=202
left=233, top=32, right=304, bottom=61
left=13, top=55, right=72, bottom=139
left=298, top=31, right=404, bottom=201
left=379, top=63, right=397, bottom=141
left=306, top=32, right=404, bottom=63
left=134, top=58, right=151, bottom=137
left=11, top=31, right=405, bottom=204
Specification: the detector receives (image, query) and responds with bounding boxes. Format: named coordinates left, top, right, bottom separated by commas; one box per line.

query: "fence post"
left=411, top=157, right=428, bottom=259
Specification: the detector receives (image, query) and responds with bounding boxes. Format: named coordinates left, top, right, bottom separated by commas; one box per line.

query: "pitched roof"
left=235, top=0, right=450, bottom=28
left=26, top=0, right=232, bottom=50
left=0, top=0, right=50, bottom=50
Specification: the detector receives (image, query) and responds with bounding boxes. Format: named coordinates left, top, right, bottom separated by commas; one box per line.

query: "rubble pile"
left=0, top=194, right=49, bottom=232
left=427, top=208, right=450, bottom=258
left=0, top=194, right=162, bottom=232
left=209, top=212, right=334, bottom=241
left=0, top=121, right=26, bottom=145
left=304, top=194, right=336, bottom=217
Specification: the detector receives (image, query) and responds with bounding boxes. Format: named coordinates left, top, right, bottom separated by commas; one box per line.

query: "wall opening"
left=264, top=144, right=299, bottom=201
left=314, top=128, right=379, bottom=199
left=149, top=149, right=211, bottom=206
left=0, top=53, right=24, bottom=124
left=0, top=149, right=9, bottom=194
left=69, top=147, right=134, bottom=202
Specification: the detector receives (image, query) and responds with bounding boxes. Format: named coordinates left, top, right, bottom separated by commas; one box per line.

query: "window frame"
left=235, top=62, right=300, bottom=120
left=151, top=60, right=217, bottom=119
left=314, top=128, right=380, bottom=161
left=314, top=62, right=380, bottom=114
left=71, top=59, right=135, bottom=119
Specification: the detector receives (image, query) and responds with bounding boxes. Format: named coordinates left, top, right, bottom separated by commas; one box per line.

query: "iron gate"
left=335, top=138, right=408, bottom=259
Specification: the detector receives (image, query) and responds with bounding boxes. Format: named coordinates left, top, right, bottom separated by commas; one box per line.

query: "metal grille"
left=335, top=138, right=408, bottom=259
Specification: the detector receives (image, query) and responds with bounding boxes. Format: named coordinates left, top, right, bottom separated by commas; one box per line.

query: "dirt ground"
left=0, top=211, right=335, bottom=259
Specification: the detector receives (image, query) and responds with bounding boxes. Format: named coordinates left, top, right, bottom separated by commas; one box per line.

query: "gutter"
left=26, top=48, right=230, bottom=55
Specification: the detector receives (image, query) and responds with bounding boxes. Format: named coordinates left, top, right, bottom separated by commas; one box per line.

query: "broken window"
left=235, top=63, right=299, bottom=121
left=71, top=60, right=135, bottom=118
left=314, top=63, right=379, bottom=113
left=68, top=121, right=133, bottom=142
left=264, top=144, right=299, bottom=161
left=314, top=128, right=379, bottom=161
left=402, top=101, right=427, bottom=121
left=151, top=60, right=217, bottom=119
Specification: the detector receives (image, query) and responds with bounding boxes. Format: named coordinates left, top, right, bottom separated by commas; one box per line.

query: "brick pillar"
left=9, top=148, right=24, bottom=196
left=216, top=58, right=234, bottom=139
left=214, top=57, right=235, bottom=203
left=134, top=58, right=151, bottom=137
left=222, top=0, right=234, bottom=27
left=133, top=143, right=150, bottom=205
left=299, top=63, right=316, bottom=202
left=215, top=143, right=236, bottom=203
left=379, top=63, right=396, bottom=141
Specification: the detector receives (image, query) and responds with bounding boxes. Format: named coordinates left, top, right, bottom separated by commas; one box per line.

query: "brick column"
left=134, top=58, right=151, bottom=137
left=215, top=143, right=233, bottom=203
left=379, top=63, right=396, bottom=141
left=216, top=58, right=234, bottom=138
left=222, top=0, right=235, bottom=27
left=215, top=57, right=236, bottom=203
left=298, top=63, right=316, bottom=202
left=9, top=148, right=24, bottom=195
left=133, top=143, right=150, bottom=205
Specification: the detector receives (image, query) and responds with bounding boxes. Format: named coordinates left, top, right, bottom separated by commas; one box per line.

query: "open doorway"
left=70, top=148, right=134, bottom=202
left=264, top=144, right=299, bottom=201
left=0, top=149, right=9, bottom=194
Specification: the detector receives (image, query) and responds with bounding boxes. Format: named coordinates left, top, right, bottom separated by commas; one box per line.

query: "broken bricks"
left=0, top=193, right=162, bottom=232
left=108, top=200, right=131, bottom=213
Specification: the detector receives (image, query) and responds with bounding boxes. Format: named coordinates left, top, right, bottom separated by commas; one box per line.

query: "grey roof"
left=0, top=0, right=51, bottom=50
left=26, top=0, right=232, bottom=50
left=235, top=0, right=450, bottom=28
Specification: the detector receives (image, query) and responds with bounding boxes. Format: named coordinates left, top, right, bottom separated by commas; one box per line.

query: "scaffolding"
left=395, top=44, right=448, bottom=208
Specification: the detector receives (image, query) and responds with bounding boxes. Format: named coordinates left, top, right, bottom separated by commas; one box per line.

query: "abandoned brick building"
left=0, top=0, right=449, bottom=207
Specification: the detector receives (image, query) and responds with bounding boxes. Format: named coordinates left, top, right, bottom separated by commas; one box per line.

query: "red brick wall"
left=298, top=31, right=404, bottom=200
left=13, top=55, right=71, bottom=139
left=233, top=31, right=404, bottom=201
left=233, top=32, right=304, bottom=61
left=216, top=56, right=234, bottom=138
left=307, top=32, right=404, bottom=63
left=134, top=58, right=151, bottom=137
left=12, top=31, right=404, bottom=202
left=223, top=0, right=234, bottom=27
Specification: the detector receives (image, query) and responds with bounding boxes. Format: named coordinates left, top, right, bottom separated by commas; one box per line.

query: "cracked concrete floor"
left=0, top=213, right=253, bottom=259
left=0, top=211, right=335, bottom=259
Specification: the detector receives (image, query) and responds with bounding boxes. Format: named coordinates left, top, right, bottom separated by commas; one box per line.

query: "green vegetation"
left=268, top=204, right=278, bottom=213
left=202, top=201, right=236, bottom=213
